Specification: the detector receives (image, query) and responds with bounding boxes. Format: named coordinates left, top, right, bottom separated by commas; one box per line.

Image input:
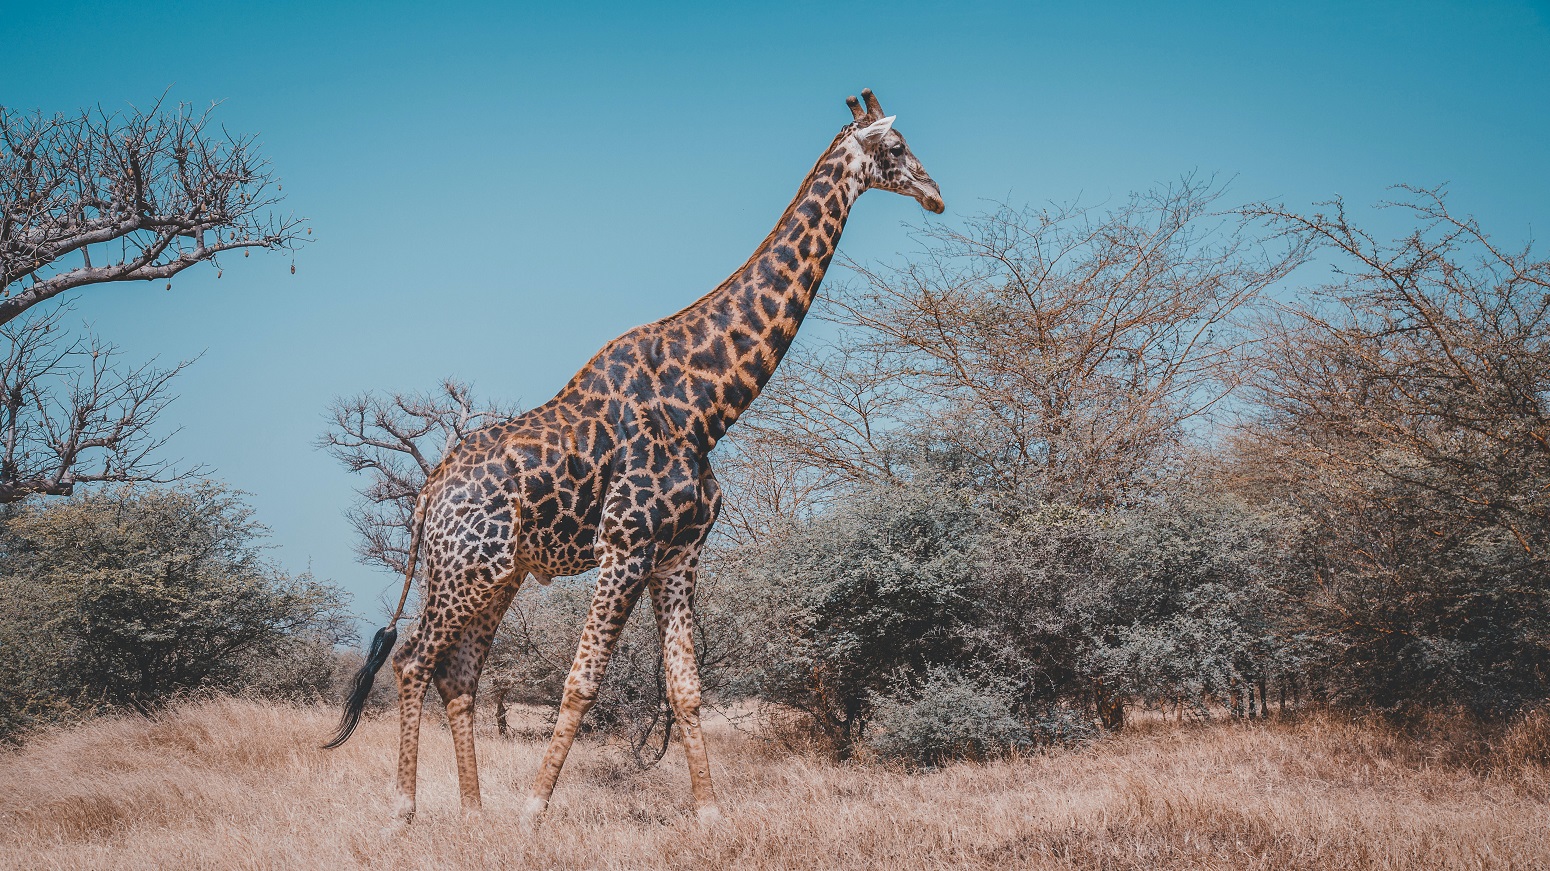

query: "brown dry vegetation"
left=1, top=698, right=1547, bottom=870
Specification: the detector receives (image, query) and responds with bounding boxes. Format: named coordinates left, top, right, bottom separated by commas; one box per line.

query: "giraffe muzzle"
left=917, top=182, right=945, bottom=214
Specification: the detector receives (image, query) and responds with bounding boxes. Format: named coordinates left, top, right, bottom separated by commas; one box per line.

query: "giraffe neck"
left=671, top=131, right=865, bottom=446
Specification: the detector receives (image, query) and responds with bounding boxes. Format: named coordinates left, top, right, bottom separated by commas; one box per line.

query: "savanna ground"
left=2, top=699, right=1546, bottom=870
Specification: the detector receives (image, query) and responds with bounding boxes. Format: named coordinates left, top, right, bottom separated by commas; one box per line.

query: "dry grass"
left=2, top=699, right=1547, bottom=870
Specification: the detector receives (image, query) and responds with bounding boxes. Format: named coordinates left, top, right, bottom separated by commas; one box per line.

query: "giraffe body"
left=328, top=89, right=943, bottom=825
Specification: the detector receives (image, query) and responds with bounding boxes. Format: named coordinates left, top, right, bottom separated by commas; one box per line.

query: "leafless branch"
left=0, top=304, right=198, bottom=502
left=1, top=97, right=307, bottom=325
left=318, top=381, right=519, bottom=573
left=727, top=175, right=1308, bottom=523
left=1238, top=185, right=1550, bottom=541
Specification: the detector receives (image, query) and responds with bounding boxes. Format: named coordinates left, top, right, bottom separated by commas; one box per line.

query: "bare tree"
left=1, top=97, right=305, bottom=326
left=0, top=305, right=192, bottom=502
left=0, top=96, right=304, bottom=501
left=1228, top=186, right=1550, bottom=716
left=318, top=381, right=519, bottom=574
left=1241, top=185, right=1550, bottom=540
left=731, top=176, right=1307, bottom=514
left=711, top=439, right=837, bottom=548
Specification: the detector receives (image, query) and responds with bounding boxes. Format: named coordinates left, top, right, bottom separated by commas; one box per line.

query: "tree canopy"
left=0, top=483, right=348, bottom=740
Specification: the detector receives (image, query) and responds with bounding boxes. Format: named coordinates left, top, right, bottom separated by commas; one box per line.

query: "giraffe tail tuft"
left=322, top=623, right=398, bottom=749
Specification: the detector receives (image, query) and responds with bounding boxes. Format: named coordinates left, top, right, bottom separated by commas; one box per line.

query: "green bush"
left=866, top=668, right=1040, bottom=767
left=727, top=477, right=987, bottom=757
left=0, top=483, right=349, bottom=741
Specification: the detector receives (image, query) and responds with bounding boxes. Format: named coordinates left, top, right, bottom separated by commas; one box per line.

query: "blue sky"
left=6, top=1, right=1549, bottom=635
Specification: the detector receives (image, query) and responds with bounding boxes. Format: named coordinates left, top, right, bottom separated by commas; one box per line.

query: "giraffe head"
left=843, top=88, right=945, bottom=214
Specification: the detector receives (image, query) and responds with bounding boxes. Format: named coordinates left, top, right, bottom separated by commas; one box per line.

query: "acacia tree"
left=1235, top=186, right=1550, bottom=716
left=715, top=178, right=1311, bottom=733
left=0, top=98, right=304, bottom=501
left=731, top=176, right=1307, bottom=514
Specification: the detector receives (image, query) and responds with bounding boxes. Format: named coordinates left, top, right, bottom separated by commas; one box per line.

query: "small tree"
left=1236, top=187, right=1550, bottom=718
left=730, top=476, right=986, bottom=757
left=0, top=483, right=348, bottom=737
left=1084, top=494, right=1305, bottom=721
left=963, top=501, right=1116, bottom=725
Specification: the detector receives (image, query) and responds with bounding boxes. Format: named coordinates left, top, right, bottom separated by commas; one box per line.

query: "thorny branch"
left=0, top=305, right=197, bottom=502
left=727, top=175, right=1309, bottom=518
left=1, top=97, right=307, bottom=325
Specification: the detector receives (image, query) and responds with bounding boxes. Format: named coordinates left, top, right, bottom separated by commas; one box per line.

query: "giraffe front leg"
left=650, top=569, right=721, bottom=826
left=521, top=560, right=647, bottom=828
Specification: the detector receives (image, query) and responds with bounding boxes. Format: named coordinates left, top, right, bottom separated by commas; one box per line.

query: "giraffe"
left=323, top=88, right=943, bottom=828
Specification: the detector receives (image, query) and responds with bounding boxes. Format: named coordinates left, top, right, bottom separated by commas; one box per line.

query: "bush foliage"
left=867, top=668, right=1040, bottom=767
left=0, top=484, right=350, bottom=741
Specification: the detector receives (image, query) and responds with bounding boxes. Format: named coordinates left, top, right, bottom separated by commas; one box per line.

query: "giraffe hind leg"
left=390, top=565, right=513, bottom=824
left=389, top=627, right=431, bottom=825
left=649, top=569, right=721, bottom=825
left=432, top=583, right=520, bottom=812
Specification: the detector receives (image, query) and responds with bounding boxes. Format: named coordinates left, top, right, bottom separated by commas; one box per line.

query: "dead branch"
left=1, top=98, right=306, bottom=325
left=728, top=175, right=1308, bottom=519
left=0, top=305, right=196, bottom=502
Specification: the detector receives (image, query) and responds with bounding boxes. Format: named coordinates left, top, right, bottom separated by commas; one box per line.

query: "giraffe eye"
left=889, top=144, right=905, bottom=157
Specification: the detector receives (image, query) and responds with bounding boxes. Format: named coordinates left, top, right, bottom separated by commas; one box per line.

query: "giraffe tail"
left=321, top=623, right=397, bottom=749
left=322, top=496, right=426, bottom=749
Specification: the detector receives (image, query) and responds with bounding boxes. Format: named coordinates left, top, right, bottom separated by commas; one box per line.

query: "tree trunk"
left=1093, top=682, right=1125, bottom=731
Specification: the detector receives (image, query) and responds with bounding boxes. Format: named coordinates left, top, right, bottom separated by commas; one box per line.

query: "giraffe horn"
left=861, top=88, right=884, bottom=120
left=846, top=95, right=866, bottom=121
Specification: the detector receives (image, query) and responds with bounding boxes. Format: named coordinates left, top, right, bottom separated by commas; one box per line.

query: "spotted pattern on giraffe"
left=332, top=88, right=944, bottom=827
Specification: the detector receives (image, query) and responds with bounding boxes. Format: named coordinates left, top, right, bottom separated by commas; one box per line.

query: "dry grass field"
left=1, top=698, right=1547, bottom=870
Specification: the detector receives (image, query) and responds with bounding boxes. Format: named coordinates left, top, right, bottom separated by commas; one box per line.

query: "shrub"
left=0, top=483, right=349, bottom=741
left=728, top=477, right=987, bottom=757
left=866, top=667, right=1038, bottom=767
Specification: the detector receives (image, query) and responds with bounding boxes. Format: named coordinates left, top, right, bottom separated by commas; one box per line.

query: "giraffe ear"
left=854, top=115, right=896, bottom=148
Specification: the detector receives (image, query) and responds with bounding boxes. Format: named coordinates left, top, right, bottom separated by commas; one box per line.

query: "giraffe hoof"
left=519, top=795, right=547, bottom=831
left=381, top=795, right=414, bottom=833
left=697, top=805, right=724, bottom=829
left=379, top=814, right=412, bottom=837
